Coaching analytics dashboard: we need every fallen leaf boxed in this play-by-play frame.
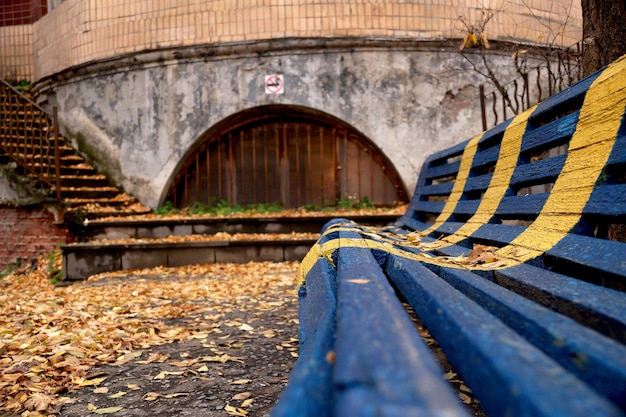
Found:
[443,371,456,380]
[79,377,108,387]
[225,403,248,416]
[143,392,163,401]
[24,392,53,412]
[460,384,472,393]
[94,406,124,414]
[230,379,252,385]
[108,391,127,398]
[345,279,370,284]
[116,351,143,364]
[231,392,252,401]
[0,257,301,417]
[201,354,243,363]
[154,371,184,380]
[458,392,472,404]
[241,398,254,407]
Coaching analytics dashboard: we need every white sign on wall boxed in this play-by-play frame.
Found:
[265,75,284,94]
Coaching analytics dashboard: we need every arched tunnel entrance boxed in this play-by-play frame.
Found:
[165,106,408,209]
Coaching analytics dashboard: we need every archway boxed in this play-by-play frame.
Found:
[165,106,408,209]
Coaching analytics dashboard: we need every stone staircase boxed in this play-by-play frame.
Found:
[61,213,399,280]
[0,79,151,222]
[1,78,403,281]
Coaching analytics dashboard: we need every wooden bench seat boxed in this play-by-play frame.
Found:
[272,54,626,417]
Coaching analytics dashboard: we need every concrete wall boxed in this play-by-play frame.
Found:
[49,40,523,208]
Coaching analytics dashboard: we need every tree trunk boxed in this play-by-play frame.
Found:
[582,0,626,76]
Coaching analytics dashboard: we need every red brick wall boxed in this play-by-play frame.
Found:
[0,205,68,270]
[0,0,46,26]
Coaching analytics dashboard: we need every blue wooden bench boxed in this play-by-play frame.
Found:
[272,54,626,417]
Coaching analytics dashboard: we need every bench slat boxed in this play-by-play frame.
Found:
[509,154,567,189]
[333,239,470,416]
[529,71,601,123]
[386,255,624,417]
[271,260,337,416]
[432,265,626,407]
[545,234,626,285]
[494,264,626,343]
[420,160,461,182]
[415,181,454,197]
[468,144,500,171]
[521,110,579,155]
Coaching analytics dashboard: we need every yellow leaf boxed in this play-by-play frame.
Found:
[127,384,140,390]
[201,354,243,363]
[480,32,490,49]
[88,404,98,411]
[143,392,162,401]
[459,33,471,51]
[241,398,254,408]
[79,377,107,387]
[458,392,472,404]
[115,351,142,364]
[231,392,252,401]
[460,384,473,393]
[225,404,248,416]
[197,365,209,372]
[230,379,252,385]
[93,387,109,394]
[24,392,53,412]
[94,406,124,414]
[443,371,456,380]
[154,371,184,380]
[108,391,127,398]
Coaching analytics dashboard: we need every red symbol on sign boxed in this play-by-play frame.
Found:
[265,75,284,94]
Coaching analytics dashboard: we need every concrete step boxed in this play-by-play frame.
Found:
[76,213,398,240]
[62,234,317,280]
[61,213,398,280]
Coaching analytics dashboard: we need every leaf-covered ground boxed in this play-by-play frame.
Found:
[0,257,299,416]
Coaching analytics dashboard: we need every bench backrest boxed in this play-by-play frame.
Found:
[398,54,626,290]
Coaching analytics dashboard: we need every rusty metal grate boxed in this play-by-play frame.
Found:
[0,78,62,201]
[167,113,408,209]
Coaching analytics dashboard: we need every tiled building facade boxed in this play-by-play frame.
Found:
[1,1,582,82]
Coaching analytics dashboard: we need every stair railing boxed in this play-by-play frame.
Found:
[0,77,62,202]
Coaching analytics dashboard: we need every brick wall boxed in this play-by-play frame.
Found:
[0,205,69,270]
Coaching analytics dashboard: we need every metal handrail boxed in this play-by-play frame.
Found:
[0,77,62,201]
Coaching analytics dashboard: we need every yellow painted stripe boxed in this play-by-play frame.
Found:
[299,55,626,282]
[419,132,484,235]
[426,106,535,249]
[496,54,626,262]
